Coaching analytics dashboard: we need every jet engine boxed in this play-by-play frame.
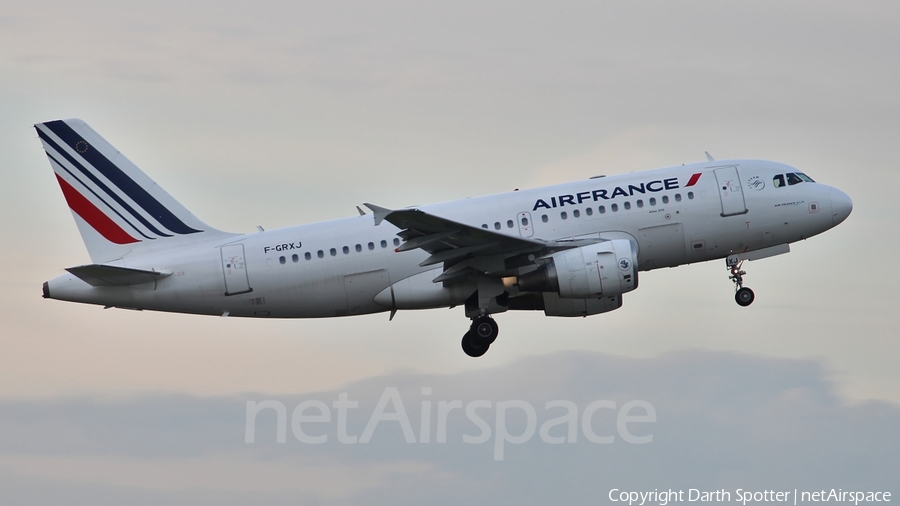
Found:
[517,239,638,299]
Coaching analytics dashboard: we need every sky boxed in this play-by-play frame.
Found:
[1,0,898,503]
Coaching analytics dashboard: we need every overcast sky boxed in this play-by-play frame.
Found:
[1,0,898,502]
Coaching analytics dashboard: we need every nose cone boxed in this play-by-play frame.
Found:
[830,187,853,226]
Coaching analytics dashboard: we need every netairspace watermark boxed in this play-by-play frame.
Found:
[609,488,892,506]
[244,387,656,461]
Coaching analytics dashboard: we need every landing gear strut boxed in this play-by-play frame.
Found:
[461,315,499,357]
[727,257,755,307]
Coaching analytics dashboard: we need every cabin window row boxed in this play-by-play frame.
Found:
[480,191,696,228]
[480,219,519,230]
[278,238,401,264]
[281,189,700,264]
[539,192,694,222]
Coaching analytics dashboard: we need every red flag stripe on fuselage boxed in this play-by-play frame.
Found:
[685,173,702,187]
[55,174,140,244]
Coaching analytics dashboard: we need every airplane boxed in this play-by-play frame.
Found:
[35,118,853,357]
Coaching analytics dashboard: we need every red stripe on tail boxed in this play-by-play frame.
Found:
[685,173,702,187]
[55,175,140,245]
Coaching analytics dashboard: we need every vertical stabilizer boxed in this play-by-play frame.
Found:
[35,118,235,263]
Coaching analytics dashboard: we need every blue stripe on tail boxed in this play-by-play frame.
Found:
[45,151,155,240]
[43,120,202,235]
[37,127,173,238]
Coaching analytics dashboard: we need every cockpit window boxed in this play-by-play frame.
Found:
[774,172,814,188]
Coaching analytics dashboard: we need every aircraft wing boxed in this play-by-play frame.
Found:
[363,203,607,285]
[365,203,603,283]
[364,204,544,268]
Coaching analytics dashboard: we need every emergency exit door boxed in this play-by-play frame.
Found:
[517,212,534,237]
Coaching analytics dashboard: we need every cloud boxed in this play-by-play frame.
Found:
[0,351,896,505]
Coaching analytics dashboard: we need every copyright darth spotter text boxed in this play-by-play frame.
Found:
[609,489,891,506]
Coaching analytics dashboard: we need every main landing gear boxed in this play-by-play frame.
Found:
[461,315,499,358]
[727,257,755,307]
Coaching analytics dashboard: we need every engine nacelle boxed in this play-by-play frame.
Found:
[542,292,622,317]
[518,239,638,299]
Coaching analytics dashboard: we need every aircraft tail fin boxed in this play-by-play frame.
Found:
[35,118,235,263]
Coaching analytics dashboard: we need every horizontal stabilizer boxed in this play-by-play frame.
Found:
[65,264,170,287]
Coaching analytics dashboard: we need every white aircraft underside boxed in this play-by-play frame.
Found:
[36,119,852,357]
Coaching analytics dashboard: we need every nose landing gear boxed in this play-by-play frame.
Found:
[727,257,755,307]
[461,315,499,357]
[735,286,754,306]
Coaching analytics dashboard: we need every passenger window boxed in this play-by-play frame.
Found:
[611,203,618,212]
[494,222,501,230]
[649,197,656,206]
[342,246,349,254]
[542,214,548,223]
[355,244,362,252]
[636,200,643,208]
[773,174,785,188]
[787,173,803,185]
[599,206,606,214]
[507,220,514,228]
[522,217,529,226]
[573,209,580,218]
[560,211,568,220]
[330,248,337,256]
[380,240,387,248]
[368,242,375,250]
[585,207,593,216]
[317,250,324,258]
[687,191,694,200]
[624,201,631,210]
[482,224,488,229]
[675,194,682,202]
[292,254,299,262]
[279,256,286,264]
[393,238,400,246]
[662,195,669,204]
[305,252,312,260]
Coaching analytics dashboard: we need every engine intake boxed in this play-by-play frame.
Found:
[517,239,638,299]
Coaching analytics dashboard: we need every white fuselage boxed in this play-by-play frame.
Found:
[44,159,851,318]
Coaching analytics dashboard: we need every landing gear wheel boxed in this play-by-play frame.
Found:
[735,287,755,307]
[461,331,489,358]
[461,316,499,358]
[727,257,755,307]
[471,316,499,346]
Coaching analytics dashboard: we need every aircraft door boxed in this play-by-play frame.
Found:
[221,244,252,295]
[517,212,534,237]
[714,166,748,216]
